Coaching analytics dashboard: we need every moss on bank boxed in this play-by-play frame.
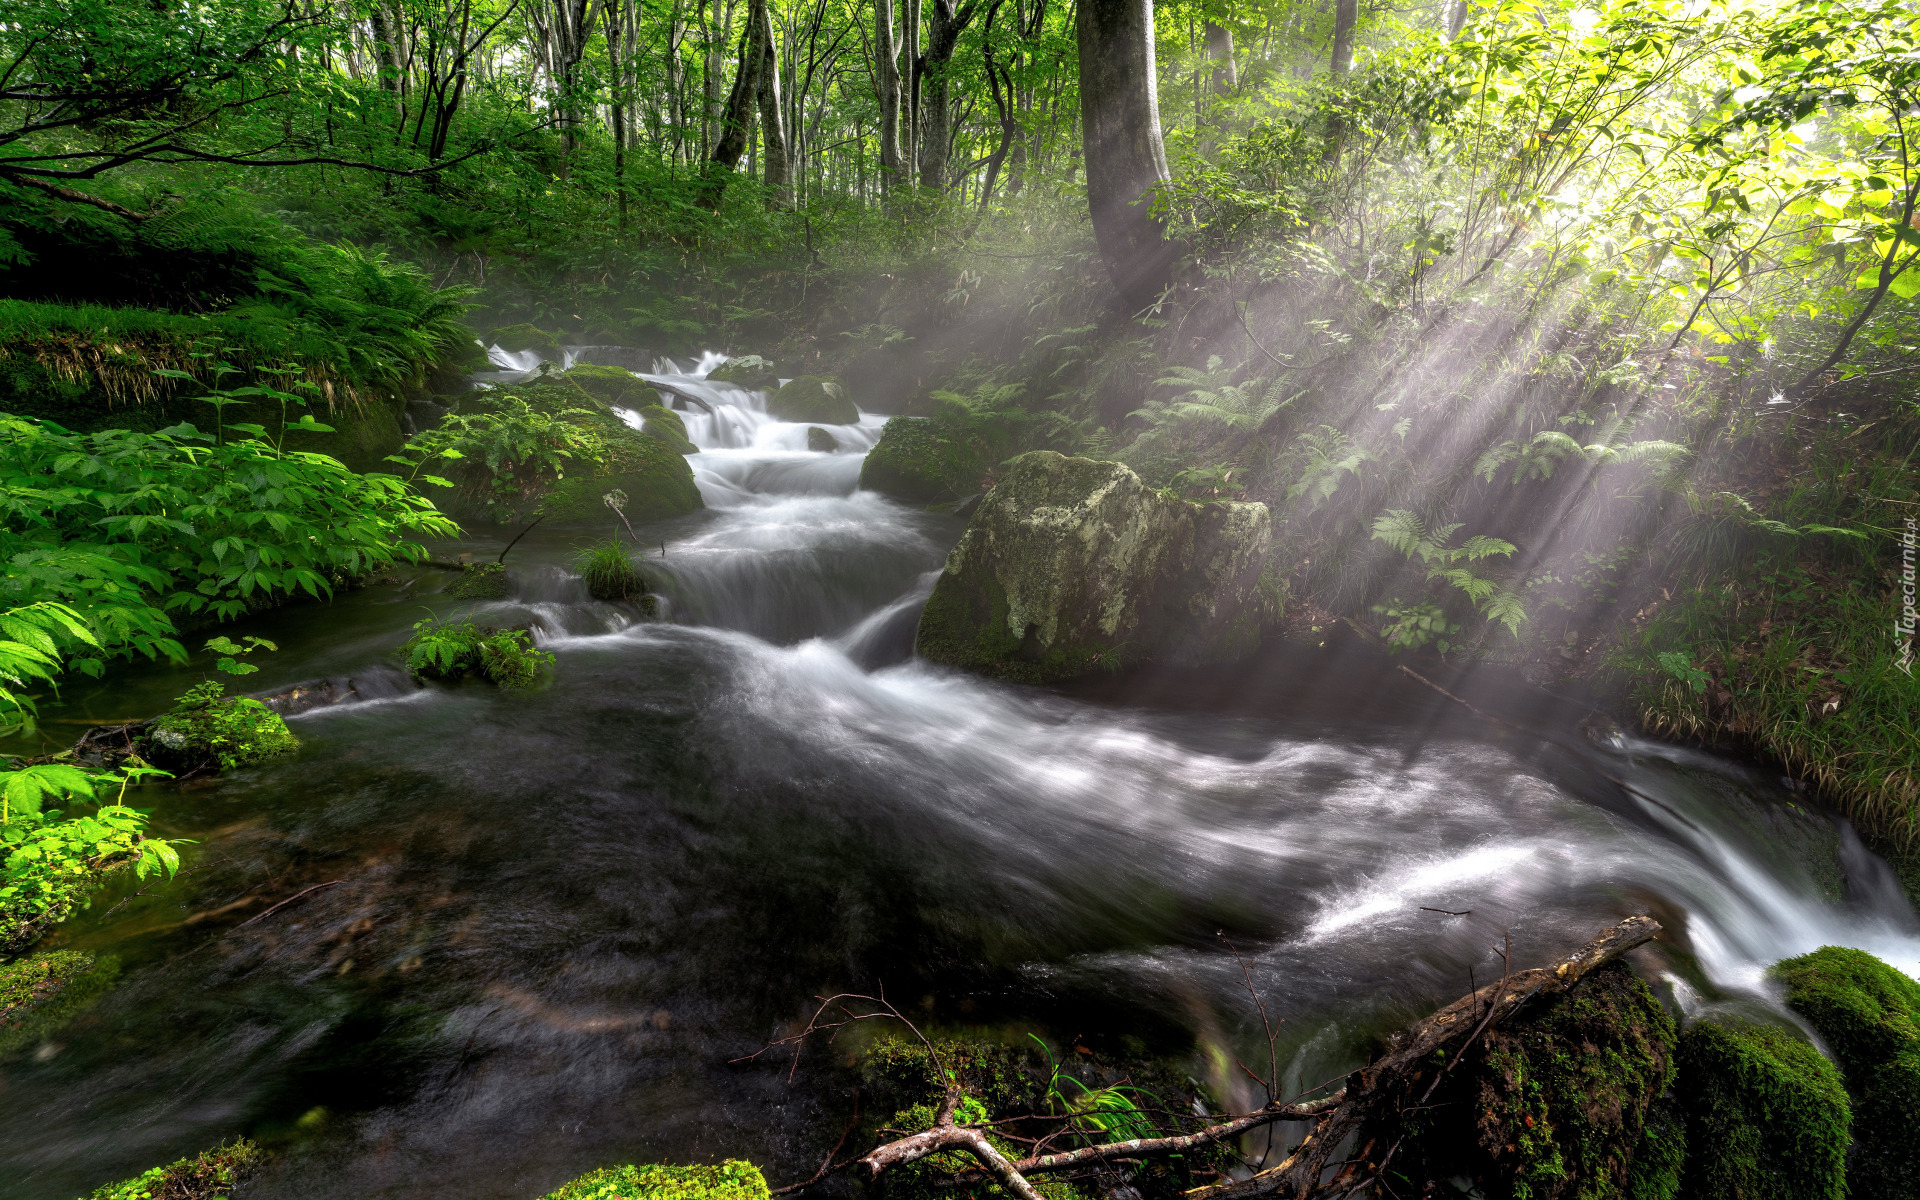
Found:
[448,562,512,599]
[0,950,119,1059]
[538,1161,769,1200]
[1674,1018,1850,1200]
[1774,946,1920,1199]
[75,1139,263,1200]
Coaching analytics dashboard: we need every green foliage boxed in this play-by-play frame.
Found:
[1773,947,1920,1199]
[75,1139,264,1200]
[448,562,512,600]
[0,761,180,957]
[402,616,553,689]
[1371,601,1460,655]
[538,1162,770,1200]
[1371,510,1527,638]
[1674,1019,1850,1200]
[144,680,299,773]
[203,634,276,677]
[0,601,114,737]
[1030,1034,1160,1145]
[576,541,648,601]
[0,949,119,1059]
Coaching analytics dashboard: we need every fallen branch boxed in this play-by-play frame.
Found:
[236,880,344,928]
[1180,914,1660,1200]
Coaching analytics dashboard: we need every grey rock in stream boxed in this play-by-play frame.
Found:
[916,451,1281,683]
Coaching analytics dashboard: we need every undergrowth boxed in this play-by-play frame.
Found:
[402,616,552,689]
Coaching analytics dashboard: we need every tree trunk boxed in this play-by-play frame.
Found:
[756,3,792,208]
[1204,21,1236,93]
[875,0,907,192]
[1330,0,1356,75]
[918,0,978,192]
[705,0,769,202]
[1077,0,1179,310]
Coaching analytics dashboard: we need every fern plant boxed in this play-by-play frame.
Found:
[1371,509,1528,638]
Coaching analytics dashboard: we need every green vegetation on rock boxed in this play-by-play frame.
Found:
[767,376,857,424]
[1774,946,1920,1198]
[576,540,649,601]
[0,950,119,1059]
[539,435,701,524]
[143,681,299,773]
[1674,1019,1850,1200]
[639,404,699,455]
[448,562,512,600]
[489,323,562,357]
[806,426,838,452]
[565,363,660,408]
[707,356,778,388]
[403,616,553,689]
[916,452,1276,684]
[75,1139,264,1200]
[1371,960,1677,1200]
[538,1160,769,1200]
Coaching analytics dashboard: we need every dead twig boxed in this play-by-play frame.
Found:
[236,880,343,928]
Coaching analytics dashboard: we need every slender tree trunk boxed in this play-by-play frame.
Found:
[876,0,906,192]
[1204,21,1236,93]
[905,0,922,182]
[918,0,978,192]
[1077,0,1179,310]
[369,0,406,123]
[1330,0,1356,75]
[1447,0,1469,39]
[757,1,793,207]
[605,2,629,226]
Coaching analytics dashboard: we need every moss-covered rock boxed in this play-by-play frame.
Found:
[807,426,838,453]
[1370,961,1678,1200]
[76,1139,264,1200]
[1625,1092,1686,1200]
[448,562,511,599]
[0,950,119,1059]
[707,354,779,388]
[539,436,702,524]
[142,681,299,773]
[489,322,563,357]
[916,452,1276,683]
[1773,946,1920,1198]
[767,376,857,424]
[565,363,662,408]
[1675,1018,1850,1200]
[538,1160,769,1200]
[639,404,699,455]
[859,414,1003,503]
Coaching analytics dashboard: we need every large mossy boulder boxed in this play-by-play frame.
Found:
[767,375,857,424]
[858,408,1021,503]
[1675,1018,1850,1200]
[1368,961,1678,1200]
[539,1160,769,1200]
[916,452,1276,683]
[564,362,661,408]
[488,322,563,357]
[1774,946,1920,1198]
[707,354,779,388]
[539,433,702,523]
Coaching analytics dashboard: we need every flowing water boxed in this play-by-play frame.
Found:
[5,357,1918,1199]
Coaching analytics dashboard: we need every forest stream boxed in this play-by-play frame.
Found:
[4,360,1917,1199]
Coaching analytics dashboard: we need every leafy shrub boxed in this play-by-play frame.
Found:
[1773,947,1920,1199]
[77,1138,264,1200]
[1674,1019,1850,1200]
[142,681,299,773]
[539,1160,769,1200]
[576,541,646,600]
[402,616,552,688]
[0,762,181,957]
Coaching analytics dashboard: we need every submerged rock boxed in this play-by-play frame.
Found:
[806,425,839,452]
[539,1160,769,1200]
[707,354,779,388]
[915,452,1277,683]
[768,375,857,424]
[640,403,699,455]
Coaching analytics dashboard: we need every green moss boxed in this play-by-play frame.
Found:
[639,404,698,455]
[807,426,838,452]
[538,1160,769,1200]
[767,376,857,424]
[76,1139,264,1200]
[1773,946,1920,1198]
[859,415,1001,503]
[448,562,511,599]
[1623,1093,1685,1200]
[539,436,702,524]
[565,363,660,408]
[916,569,1120,685]
[489,322,562,356]
[1372,961,1677,1200]
[143,681,299,773]
[707,355,778,387]
[0,950,120,1058]
[861,1034,1047,1119]
[1675,1019,1849,1200]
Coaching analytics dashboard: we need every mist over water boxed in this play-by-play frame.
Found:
[3,356,1916,1200]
